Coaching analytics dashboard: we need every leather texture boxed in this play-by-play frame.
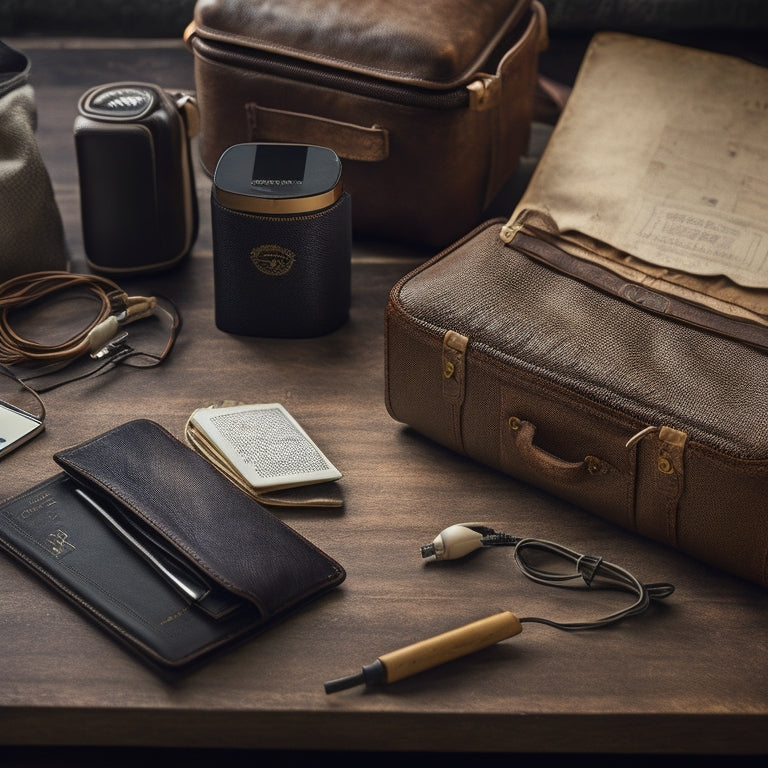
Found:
[212,191,351,337]
[193,0,532,86]
[385,220,768,588]
[513,229,768,352]
[0,419,345,668]
[74,85,199,275]
[0,40,68,282]
[187,0,546,248]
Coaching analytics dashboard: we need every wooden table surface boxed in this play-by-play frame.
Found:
[1,38,767,759]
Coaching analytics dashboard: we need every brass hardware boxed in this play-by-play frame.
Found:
[508,416,522,431]
[625,424,659,449]
[467,75,500,110]
[657,456,674,474]
[500,222,521,244]
[584,455,602,474]
[443,360,455,379]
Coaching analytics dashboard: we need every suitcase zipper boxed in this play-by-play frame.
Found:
[501,211,768,353]
[189,34,475,110]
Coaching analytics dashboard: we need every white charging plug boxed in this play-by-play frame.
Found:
[420,523,488,561]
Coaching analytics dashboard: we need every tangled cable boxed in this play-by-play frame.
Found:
[0,271,148,365]
[0,271,179,381]
[421,523,675,631]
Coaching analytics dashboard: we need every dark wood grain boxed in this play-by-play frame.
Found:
[1,38,767,757]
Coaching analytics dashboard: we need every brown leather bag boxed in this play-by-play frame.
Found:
[385,217,768,588]
[184,0,547,249]
[385,34,768,589]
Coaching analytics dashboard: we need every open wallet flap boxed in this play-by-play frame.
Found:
[0,419,345,669]
[507,32,768,347]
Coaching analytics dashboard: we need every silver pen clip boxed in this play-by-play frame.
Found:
[74,487,208,602]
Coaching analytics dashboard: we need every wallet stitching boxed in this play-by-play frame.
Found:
[71,462,243,596]
[57,425,252,595]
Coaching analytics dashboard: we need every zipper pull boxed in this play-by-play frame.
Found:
[500,211,527,243]
[499,221,521,243]
[467,75,500,111]
[500,209,561,244]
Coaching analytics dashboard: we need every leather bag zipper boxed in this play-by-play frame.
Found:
[188,34,473,110]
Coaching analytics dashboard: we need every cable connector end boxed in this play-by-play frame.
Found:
[121,295,157,323]
[421,524,486,561]
[87,316,120,355]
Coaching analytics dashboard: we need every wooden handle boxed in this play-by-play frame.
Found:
[379,611,522,684]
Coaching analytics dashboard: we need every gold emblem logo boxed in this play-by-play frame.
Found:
[46,529,76,557]
[250,245,295,276]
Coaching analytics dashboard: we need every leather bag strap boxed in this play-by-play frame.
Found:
[245,102,389,162]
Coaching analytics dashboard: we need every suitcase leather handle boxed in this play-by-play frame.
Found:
[245,103,389,162]
[507,417,609,481]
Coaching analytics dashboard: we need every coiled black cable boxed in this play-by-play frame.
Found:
[511,536,675,630]
[422,524,675,631]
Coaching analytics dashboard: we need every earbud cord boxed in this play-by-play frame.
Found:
[422,525,675,631]
[0,271,181,393]
[21,297,182,394]
[0,271,130,365]
[511,536,674,630]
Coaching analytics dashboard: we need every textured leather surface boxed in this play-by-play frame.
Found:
[393,222,768,459]
[385,221,768,587]
[194,0,531,86]
[53,419,345,619]
[74,85,198,274]
[212,192,351,337]
[189,1,545,247]
[514,230,768,351]
[0,473,265,668]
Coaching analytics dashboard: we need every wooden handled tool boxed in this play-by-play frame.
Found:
[324,611,522,693]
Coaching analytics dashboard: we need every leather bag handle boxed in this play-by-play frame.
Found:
[245,102,389,162]
[507,416,610,481]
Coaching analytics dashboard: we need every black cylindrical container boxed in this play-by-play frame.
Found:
[211,143,351,337]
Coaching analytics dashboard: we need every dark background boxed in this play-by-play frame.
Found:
[2,2,766,767]
[2,0,768,82]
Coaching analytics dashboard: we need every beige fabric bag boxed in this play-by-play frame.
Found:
[0,40,68,282]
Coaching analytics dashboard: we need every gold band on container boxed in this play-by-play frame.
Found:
[215,181,343,215]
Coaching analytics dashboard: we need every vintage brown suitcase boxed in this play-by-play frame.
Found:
[184,0,547,249]
[385,34,768,588]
